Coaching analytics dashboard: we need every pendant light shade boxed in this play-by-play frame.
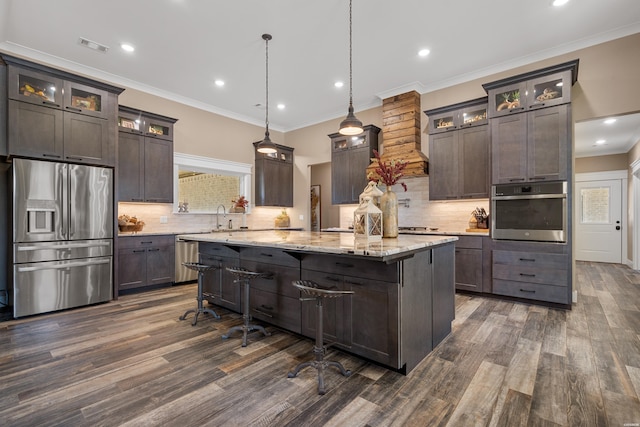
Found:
[257,33,278,154]
[339,0,363,136]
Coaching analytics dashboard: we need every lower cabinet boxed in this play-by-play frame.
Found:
[300,254,399,367]
[491,240,571,305]
[199,243,241,312]
[118,235,175,291]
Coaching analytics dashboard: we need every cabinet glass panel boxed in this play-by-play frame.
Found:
[18,74,58,103]
[148,122,168,137]
[145,118,173,140]
[349,135,367,147]
[69,87,102,113]
[531,78,563,105]
[333,138,348,150]
[461,107,487,126]
[495,88,522,113]
[434,114,455,131]
[118,115,142,132]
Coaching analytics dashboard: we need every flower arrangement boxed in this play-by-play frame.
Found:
[367,149,408,191]
[231,196,249,213]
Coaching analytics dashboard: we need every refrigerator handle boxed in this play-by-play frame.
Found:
[17,258,111,272]
[61,163,69,239]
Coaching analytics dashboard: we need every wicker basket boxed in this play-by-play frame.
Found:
[118,223,144,232]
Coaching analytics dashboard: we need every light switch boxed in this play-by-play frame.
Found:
[160,216,168,224]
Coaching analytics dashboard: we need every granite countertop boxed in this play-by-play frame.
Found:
[177,230,457,260]
[118,227,302,237]
[322,227,490,237]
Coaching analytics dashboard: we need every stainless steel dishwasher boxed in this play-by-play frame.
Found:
[175,236,198,283]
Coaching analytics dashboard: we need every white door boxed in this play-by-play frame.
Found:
[575,179,622,263]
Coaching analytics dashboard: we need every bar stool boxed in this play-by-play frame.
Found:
[179,262,220,326]
[222,266,272,347]
[288,279,354,395]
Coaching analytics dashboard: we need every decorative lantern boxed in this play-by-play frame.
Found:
[359,181,384,208]
[353,196,383,241]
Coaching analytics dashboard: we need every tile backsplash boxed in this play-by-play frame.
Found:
[339,176,490,231]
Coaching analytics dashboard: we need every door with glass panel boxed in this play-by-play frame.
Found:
[575,179,622,263]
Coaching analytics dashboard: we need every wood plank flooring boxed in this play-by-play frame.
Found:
[1,261,639,426]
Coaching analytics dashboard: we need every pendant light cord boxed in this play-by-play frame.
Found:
[349,0,353,106]
[265,34,270,134]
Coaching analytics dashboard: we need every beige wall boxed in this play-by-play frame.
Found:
[575,154,628,173]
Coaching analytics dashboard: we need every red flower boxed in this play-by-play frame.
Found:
[368,150,408,191]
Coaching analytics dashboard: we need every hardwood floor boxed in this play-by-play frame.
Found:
[1,261,639,426]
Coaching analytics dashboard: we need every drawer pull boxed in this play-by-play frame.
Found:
[345,280,362,286]
[335,262,354,268]
[260,304,273,311]
[519,288,536,293]
[325,276,341,282]
[141,241,153,244]
[519,258,535,262]
[519,273,535,277]
[148,248,160,252]
[253,308,274,318]
[260,253,273,257]
[133,249,146,253]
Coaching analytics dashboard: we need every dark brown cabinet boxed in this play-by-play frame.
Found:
[253,143,294,207]
[483,60,577,185]
[200,243,241,312]
[117,107,177,203]
[329,125,380,204]
[118,235,175,291]
[490,104,569,184]
[425,99,489,200]
[3,57,121,166]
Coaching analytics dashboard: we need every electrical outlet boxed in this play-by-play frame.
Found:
[160,216,168,224]
[299,214,304,220]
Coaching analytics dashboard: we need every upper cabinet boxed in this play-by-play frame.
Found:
[483,60,578,184]
[254,143,294,207]
[329,125,380,205]
[117,106,177,203]
[483,60,578,119]
[2,54,123,166]
[425,98,490,200]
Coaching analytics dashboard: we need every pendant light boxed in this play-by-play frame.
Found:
[256,33,278,154]
[338,0,364,136]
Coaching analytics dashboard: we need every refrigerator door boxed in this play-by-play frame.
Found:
[13,256,112,318]
[69,164,113,240]
[13,159,67,242]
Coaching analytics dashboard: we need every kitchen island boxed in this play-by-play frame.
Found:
[178,230,457,374]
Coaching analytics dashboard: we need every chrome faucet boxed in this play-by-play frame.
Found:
[215,205,226,229]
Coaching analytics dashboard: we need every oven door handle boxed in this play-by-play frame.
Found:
[492,193,566,201]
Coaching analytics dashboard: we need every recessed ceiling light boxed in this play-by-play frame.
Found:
[604,118,617,125]
[79,37,109,53]
[418,49,430,57]
[552,0,569,6]
[121,43,135,52]
[277,103,285,110]
[595,139,607,145]
[214,80,225,87]
[334,81,344,88]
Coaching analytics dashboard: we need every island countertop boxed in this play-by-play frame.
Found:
[177,230,457,261]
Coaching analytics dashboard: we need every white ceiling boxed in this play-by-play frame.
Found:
[1,0,640,156]
[575,113,640,158]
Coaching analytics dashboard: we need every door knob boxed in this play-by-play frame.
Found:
[616,226,621,230]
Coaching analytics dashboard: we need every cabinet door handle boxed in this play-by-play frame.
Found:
[529,103,546,109]
[519,258,535,262]
[42,101,60,107]
[345,280,362,286]
[140,241,153,244]
[43,153,62,159]
[509,107,525,113]
[519,288,536,293]
[133,249,146,253]
[508,178,526,182]
[129,198,144,202]
[260,253,273,257]
[148,248,160,252]
[520,273,536,277]
[530,176,547,181]
[325,276,341,282]
[260,304,274,311]
[335,262,354,268]
[66,156,84,161]
[65,106,82,112]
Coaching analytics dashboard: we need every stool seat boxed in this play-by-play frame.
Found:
[179,263,220,326]
[288,280,354,395]
[222,266,272,347]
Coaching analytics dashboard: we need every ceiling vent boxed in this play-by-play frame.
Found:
[78,37,109,53]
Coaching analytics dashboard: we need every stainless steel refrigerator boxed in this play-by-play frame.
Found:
[12,158,113,318]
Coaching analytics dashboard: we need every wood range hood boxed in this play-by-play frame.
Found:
[368,90,429,177]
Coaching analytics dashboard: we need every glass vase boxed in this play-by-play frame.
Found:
[380,187,398,238]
